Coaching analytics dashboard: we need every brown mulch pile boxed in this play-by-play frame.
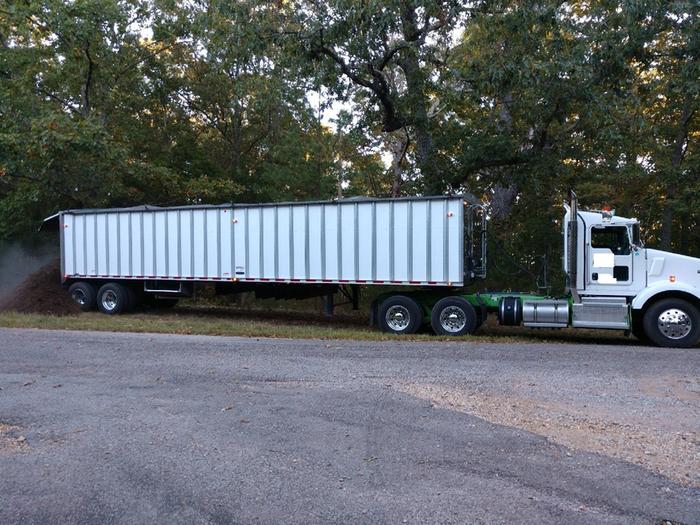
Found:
[0,261,80,315]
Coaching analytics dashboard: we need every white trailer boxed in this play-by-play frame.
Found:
[50,196,470,287]
[43,192,700,347]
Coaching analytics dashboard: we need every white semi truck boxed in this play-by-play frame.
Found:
[43,192,700,347]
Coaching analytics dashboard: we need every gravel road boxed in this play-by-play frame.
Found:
[0,328,698,524]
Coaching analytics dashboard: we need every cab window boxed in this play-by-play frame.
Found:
[591,226,631,255]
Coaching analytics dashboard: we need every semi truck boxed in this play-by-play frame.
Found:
[42,192,700,348]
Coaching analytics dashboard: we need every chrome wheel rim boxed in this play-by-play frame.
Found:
[657,308,692,340]
[72,289,87,306]
[386,305,410,331]
[439,306,467,333]
[102,290,118,311]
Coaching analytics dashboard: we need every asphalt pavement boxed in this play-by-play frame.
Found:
[0,328,698,524]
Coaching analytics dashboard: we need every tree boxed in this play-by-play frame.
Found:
[292,0,470,193]
[1,0,698,273]
[0,0,184,234]
[632,1,699,250]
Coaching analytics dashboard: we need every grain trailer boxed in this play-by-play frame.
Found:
[42,193,700,347]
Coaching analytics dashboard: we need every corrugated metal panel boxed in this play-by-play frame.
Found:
[59,197,465,286]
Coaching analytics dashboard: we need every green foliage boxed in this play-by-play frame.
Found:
[0,0,698,292]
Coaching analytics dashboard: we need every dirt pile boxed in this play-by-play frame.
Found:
[0,261,80,315]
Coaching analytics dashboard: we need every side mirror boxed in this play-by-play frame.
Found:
[631,224,643,248]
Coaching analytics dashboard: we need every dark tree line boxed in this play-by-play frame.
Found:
[0,0,698,288]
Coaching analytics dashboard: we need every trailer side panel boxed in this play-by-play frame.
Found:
[60,197,465,286]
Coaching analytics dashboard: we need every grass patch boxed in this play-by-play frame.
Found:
[0,304,636,346]
[0,308,442,341]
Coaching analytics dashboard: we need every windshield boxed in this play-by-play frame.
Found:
[591,226,631,255]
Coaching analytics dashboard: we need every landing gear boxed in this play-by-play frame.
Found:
[146,297,179,309]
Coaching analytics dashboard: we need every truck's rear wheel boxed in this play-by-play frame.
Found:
[642,298,700,348]
[378,295,422,334]
[431,297,478,336]
[97,283,129,315]
[68,282,96,312]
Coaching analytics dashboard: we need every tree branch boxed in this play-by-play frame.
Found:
[111,41,176,85]
[672,102,695,168]
[37,87,75,112]
[376,41,411,70]
[80,41,94,117]
[314,31,405,132]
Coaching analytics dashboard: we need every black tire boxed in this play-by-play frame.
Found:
[96,282,130,315]
[631,311,650,344]
[378,295,423,334]
[67,282,97,312]
[642,298,700,348]
[475,308,488,329]
[431,296,478,336]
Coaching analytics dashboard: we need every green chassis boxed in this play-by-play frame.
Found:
[372,289,565,326]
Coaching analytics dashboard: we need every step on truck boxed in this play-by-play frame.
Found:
[42,192,700,347]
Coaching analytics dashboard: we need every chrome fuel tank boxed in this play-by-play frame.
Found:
[522,299,569,328]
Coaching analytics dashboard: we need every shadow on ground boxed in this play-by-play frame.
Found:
[170,303,638,346]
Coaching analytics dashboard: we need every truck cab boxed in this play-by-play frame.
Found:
[564,193,700,347]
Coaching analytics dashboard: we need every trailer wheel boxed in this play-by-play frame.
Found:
[97,283,129,315]
[68,282,97,312]
[431,297,478,336]
[642,298,700,348]
[378,295,423,334]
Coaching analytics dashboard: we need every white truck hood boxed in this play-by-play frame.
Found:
[630,249,700,309]
[645,249,700,288]
[632,249,700,309]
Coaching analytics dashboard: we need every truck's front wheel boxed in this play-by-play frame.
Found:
[631,312,649,344]
[643,298,700,348]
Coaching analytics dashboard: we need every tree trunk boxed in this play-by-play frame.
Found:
[388,130,409,197]
[660,103,694,250]
[680,222,689,255]
[398,4,438,192]
[80,42,94,118]
[230,103,243,179]
[660,203,674,251]
[398,51,437,190]
[490,183,518,220]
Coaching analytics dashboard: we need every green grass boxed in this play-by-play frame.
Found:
[0,308,441,341]
[0,304,635,345]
